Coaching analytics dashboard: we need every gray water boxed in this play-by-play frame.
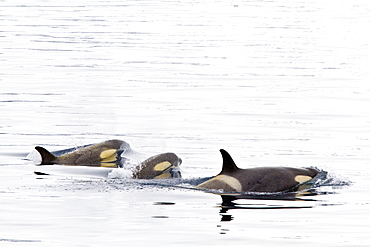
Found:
[1,0,370,246]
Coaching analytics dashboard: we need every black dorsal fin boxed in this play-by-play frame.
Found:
[35,146,58,165]
[219,149,239,174]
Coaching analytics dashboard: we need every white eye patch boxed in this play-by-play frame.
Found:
[294,175,312,183]
[154,161,172,171]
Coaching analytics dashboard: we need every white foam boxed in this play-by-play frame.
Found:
[107,168,133,179]
[34,165,113,178]
[25,149,42,165]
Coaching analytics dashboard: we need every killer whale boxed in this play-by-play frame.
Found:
[35,139,129,167]
[34,139,182,179]
[197,149,320,193]
[133,152,182,179]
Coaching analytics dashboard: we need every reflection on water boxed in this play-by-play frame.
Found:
[215,176,350,225]
[220,193,315,211]
[0,238,42,243]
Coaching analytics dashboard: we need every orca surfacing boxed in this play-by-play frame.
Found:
[33,139,182,179]
[35,139,128,167]
[197,149,319,193]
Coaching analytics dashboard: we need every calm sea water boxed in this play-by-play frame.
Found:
[1,0,370,246]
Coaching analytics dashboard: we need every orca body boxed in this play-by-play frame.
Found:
[197,149,319,193]
[34,140,182,179]
[35,139,129,167]
[133,153,182,179]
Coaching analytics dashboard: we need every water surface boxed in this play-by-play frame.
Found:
[1,0,370,246]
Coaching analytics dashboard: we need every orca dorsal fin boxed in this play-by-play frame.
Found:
[219,149,239,174]
[35,146,58,165]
